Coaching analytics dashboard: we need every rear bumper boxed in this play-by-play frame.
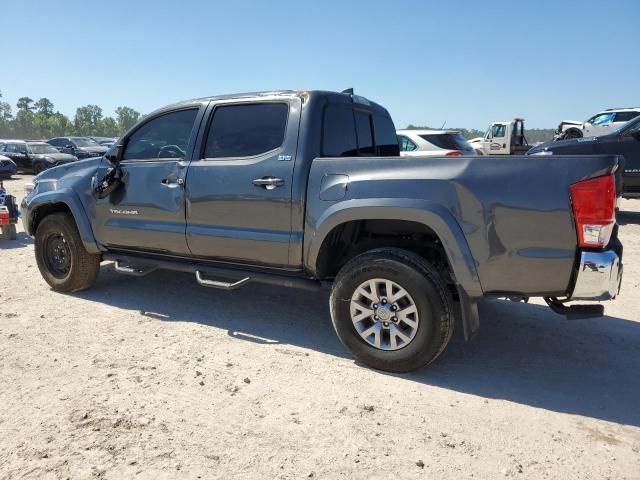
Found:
[570,250,622,301]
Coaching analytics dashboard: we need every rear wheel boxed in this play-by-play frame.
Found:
[35,213,101,292]
[330,248,454,372]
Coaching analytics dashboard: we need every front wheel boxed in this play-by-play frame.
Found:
[35,213,101,292]
[330,248,454,372]
[33,162,47,174]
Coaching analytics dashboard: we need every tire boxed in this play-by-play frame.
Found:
[330,248,454,373]
[564,130,582,140]
[34,213,101,292]
[33,163,47,175]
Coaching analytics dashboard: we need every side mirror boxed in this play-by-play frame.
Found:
[105,144,123,166]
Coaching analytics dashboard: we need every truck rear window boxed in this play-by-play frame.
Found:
[322,105,399,157]
[419,133,472,152]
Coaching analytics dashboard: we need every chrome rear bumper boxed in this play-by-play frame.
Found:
[571,250,622,301]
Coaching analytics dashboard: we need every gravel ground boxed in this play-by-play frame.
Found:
[1,174,639,479]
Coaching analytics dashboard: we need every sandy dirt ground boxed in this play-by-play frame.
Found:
[1,174,639,480]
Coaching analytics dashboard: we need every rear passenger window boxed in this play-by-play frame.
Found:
[204,103,289,158]
[355,111,375,155]
[614,112,640,123]
[323,105,358,157]
[374,114,400,156]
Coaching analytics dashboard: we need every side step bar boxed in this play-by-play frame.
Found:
[195,271,250,290]
[104,253,322,292]
[544,297,604,320]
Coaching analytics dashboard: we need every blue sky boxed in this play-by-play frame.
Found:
[1,0,638,129]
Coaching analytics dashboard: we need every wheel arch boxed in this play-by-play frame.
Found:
[28,189,100,254]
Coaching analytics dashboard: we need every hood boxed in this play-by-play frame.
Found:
[527,135,600,154]
[31,153,78,162]
[34,156,105,182]
[77,145,109,154]
[559,120,583,126]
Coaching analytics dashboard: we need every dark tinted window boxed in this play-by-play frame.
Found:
[419,133,472,151]
[323,105,358,157]
[614,111,640,123]
[374,114,400,156]
[354,111,374,155]
[0,144,5,152]
[397,135,417,152]
[123,109,197,161]
[204,103,289,158]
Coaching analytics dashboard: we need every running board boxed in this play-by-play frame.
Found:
[104,253,321,292]
[195,271,250,290]
[544,297,604,320]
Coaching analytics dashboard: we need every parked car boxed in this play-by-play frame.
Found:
[0,154,17,178]
[529,114,640,199]
[555,108,640,140]
[396,129,476,157]
[22,90,623,372]
[91,137,118,147]
[0,140,78,174]
[47,137,109,159]
[468,118,530,155]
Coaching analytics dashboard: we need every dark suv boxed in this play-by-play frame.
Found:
[528,115,640,198]
[47,137,109,159]
[0,140,78,174]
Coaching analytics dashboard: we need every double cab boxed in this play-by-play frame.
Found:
[22,90,623,372]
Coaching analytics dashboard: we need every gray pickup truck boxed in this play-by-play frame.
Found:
[21,90,624,372]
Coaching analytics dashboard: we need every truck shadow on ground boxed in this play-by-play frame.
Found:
[75,264,640,427]
[0,232,34,250]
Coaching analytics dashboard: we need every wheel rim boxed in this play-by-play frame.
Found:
[350,278,419,351]
[44,233,72,278]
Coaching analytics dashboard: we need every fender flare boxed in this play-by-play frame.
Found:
[25,187,101,254]
[305,198,483,298]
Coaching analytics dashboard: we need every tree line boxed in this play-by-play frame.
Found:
[0,90,142,140]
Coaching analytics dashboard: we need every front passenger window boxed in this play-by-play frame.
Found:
[123,109,198,161]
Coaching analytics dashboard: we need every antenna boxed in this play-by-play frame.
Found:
[440,120,447,130]
[341,88,354,95]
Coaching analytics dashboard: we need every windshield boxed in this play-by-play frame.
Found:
[72,137,100,147]
[28,143,60,154]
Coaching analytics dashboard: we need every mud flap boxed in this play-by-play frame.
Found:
[458,287,480,340]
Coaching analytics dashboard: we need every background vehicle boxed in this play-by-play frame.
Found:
[555,108,640,140]
[396,129,476,156]
[0,155,17,178]
[468,118,530,155]
[0,180,18,240]
[529,114,640,199]
[22,90,623,373]
[47,136,109,159]
[91,136,118,148]
[0,140,77,174]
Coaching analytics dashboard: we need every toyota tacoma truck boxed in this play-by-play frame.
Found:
[21,90,624,372]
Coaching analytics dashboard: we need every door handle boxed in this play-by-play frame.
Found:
[252,176,284,190]
[160,177,184,188]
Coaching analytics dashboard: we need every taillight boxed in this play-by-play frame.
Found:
[569,174,616,248]
[445,151,463,157]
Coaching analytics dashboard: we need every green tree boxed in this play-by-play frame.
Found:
[74,105,103,136]
[16,96,34,112]
[0,91,13,137]
[115,106,141,132]
[34,97,55,117]
[50,112,73,137]
[98,117,119,136]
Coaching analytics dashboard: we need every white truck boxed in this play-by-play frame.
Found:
[468,118,530,155]
[555,108,640,140]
